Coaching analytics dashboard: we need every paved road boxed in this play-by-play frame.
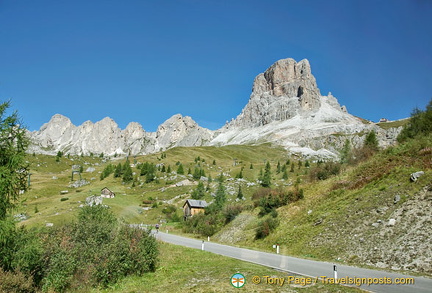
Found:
[155,231,431,293]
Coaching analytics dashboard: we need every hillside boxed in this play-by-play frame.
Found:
[17,134,431,278]
[19,144,289,228]
[213,135,432,276]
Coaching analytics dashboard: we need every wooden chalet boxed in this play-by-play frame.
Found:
[100,187,115,198]
[183,199,208,219]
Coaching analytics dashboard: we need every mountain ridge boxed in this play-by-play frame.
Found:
[29,58,403,158]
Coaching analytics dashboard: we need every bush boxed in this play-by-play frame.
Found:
[222,204,243,224]
[255,217,279,239]
[60,197,69,201]
[162,205,180,222]
[182,213,225,237]
[0,267,35,293]
[0,219,44,286]
[252,188,303,216]
[41,206,159,292]
[398,98,432,142]
[309,161,341,181]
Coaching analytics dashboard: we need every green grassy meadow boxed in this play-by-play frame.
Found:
[13,137,431,291]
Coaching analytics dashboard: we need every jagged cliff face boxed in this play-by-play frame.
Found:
[29,114,213,156]
[232,58,322,128]
[210,58,387,158]
[29,58,402,158]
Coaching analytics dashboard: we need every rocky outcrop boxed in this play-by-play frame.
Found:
[231,58,323,128]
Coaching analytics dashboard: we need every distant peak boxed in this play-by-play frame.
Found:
[49,114,71,122]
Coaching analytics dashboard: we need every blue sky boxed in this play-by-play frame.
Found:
[1,0,431,131]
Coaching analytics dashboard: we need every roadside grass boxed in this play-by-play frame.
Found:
[84,241,363,293]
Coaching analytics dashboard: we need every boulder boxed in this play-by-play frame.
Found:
[86,195,103,207]
[394,194,401,204]
[388,218,396,226]
[410,171,424,182]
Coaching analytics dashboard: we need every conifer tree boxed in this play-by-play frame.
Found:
[191,181,206,199]
[122,163,133,183]
[114,163,123,178]
[261,161,271,187]
[0,101,29,220]
[214,181,226,210]
[177,164,184,175]
[237,185,244,199]
[282,169,288,180]
[364,130,379,151]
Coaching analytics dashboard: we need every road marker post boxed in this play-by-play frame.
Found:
[202,240,205,251]
[333,265,337,280]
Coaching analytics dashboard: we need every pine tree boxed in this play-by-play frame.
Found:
[177,164,184,175]
[364,130,379,151]
[261,161,271,187]
[167,165,171,173]
[398,99,432,142]
[276,161,281,174]
[235,167,243,179]
[191,181,206,199]
[290,163,295,172]
[214,181,226,210]
[282,169,288,180]
[193,167,201,179]
[123,163,133,183]
[145,163,156,183]
[217,172,225,183]
[161,165,166,173]
[340,139,352,164]
[114,163,122,178]
[258,168,263,181]
[237,185,244,199]
[250,163,253,169]
[0,101,29,220]
[212,159,216,165]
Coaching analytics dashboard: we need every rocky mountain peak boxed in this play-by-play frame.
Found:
[228,58,326,129]
[155,114,213,151]
[252,58,320,110]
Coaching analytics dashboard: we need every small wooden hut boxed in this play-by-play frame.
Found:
[183,199,208,219]
[100,187,115,198]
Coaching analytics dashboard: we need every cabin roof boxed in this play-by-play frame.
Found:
[184,199,208,208]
